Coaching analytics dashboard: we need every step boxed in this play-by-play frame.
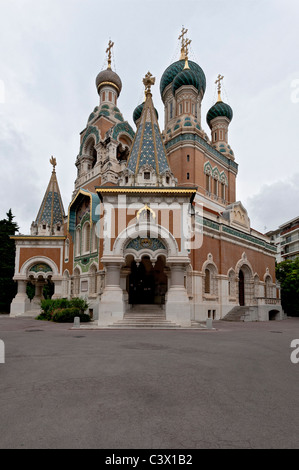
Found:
[222,306,251,322]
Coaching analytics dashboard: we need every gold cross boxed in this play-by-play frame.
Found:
[179,27,188,59]
[143,71,155,94]
[184,38,192,58]
[178,27,188,45]
[106,40,114,68]
[215,74,224,102]
[215,74,224,91]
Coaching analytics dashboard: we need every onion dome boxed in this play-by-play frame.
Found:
[206,101,233,128]
[95,67,122,97]
[133,102,159,125]
[172,68,205,95]
[160,59,206,100]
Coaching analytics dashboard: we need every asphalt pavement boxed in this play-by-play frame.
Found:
[0,315,299,449]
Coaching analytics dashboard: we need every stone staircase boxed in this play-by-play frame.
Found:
[108,304,181,328]
[221,306,253,322]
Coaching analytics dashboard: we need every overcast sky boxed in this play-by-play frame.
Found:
[0,0,298,234]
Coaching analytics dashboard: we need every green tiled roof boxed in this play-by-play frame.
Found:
[35,169,65,228]
[172,68,205,95]
[207,101,233,127]
[160,59,206,98]
[127,93,171,175]
[133,102,159,125]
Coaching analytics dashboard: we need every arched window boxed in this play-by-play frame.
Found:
[213,178,218,196]
[204,263,218,296]
[89,265,97,295]
[83,222,91,254]
[62,270,70,298]
[75,228,81,257]
[264,275,272,298]
[64,239,70,262]
[221,182,225,201]
[206,174,211,192]
[91,224,97,253]
[204,269,210,294]
[73,268,80,296]
[85,138,97,168]
[169,101,173,120]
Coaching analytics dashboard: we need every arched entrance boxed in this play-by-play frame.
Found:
[127,255,167,306]
[239,270,245,306]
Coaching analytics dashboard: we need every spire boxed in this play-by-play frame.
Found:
[215,74,224,102]
[125,72,175,185]
[33,158,65,235]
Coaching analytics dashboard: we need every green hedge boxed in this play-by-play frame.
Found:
[37,298,90,323]
[52,307,90,323]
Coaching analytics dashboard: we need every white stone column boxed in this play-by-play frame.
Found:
[52,278,63,299]
[31,282,44,308]
[165,260,191,327]
[120,267,130,310]
[98,258,125,326]
[10,280,30,317]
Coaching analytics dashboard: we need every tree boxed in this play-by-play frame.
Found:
[276,258,299,317]
[0,209,19,312]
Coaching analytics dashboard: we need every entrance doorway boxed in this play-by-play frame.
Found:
[239,270,245,306]
[128,256,167,305]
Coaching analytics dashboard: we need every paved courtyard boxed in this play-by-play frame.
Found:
[0,315,299,449]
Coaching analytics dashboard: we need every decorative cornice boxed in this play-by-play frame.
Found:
[165,133,238,170]
[10,236,66,240]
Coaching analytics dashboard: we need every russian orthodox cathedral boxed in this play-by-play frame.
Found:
[10,31,284,325]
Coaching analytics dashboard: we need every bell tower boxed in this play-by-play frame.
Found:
[160,31,238,207]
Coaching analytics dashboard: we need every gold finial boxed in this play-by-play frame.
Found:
[215,74,224,102]
[106,40,114,69]
[179,27,188,60]
[183,38,191,69]
[143,71,155,95]
[50,156,57,172]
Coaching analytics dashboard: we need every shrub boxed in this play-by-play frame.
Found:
[38,297,90,322]
[69,297,89,313]
[52,307,90,323]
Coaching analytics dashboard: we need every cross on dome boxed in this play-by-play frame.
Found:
[106,40,114,69]
[179,27,188,60]
[215,74,224,102]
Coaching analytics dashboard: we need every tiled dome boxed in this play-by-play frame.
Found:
[96,68,122,96]
[172,68,205,95]
[207,101,233,128]
[160,59,206,100]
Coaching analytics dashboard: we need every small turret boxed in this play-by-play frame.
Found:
[31,157,65,236]
[207,75,234,159]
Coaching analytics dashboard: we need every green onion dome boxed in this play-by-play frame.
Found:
[133,102,159,125]
[172,68,205,95]
[160,59,206,100]
[96,67,122,97]
[206,101,233,128]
